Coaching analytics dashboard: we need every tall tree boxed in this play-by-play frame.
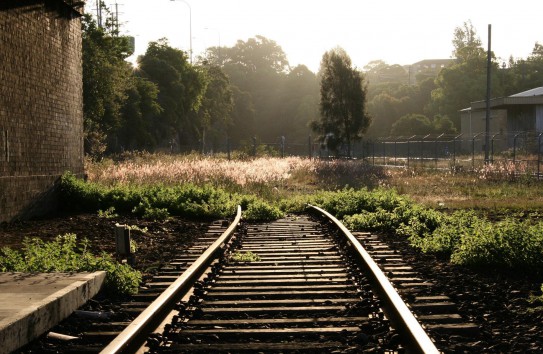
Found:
[278,65,319,141]
[81,13,133,156]
[429,21,503,128]
[219,36,290,142]
[117,76,163,150]
[197,65,234,152]
[451,20,485,62]
[137,39,206,148]
[312,48,371,156]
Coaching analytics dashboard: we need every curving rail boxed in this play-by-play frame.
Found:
[101,204,440,353]
[100,206,242,354]
[308,204,440,354]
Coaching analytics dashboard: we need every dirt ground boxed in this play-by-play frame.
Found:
[0,213,210,277]
[2,213,543,352]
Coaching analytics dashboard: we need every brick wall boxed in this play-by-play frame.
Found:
[0,2,84,222]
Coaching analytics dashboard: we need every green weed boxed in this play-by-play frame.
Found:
[0,234,141,297]
[230,251,261,262]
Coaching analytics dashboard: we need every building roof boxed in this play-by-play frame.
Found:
[411,59,455,66]
[470,87,543,110]
[510,87,543,97]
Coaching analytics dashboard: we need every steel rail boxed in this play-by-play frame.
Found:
[309,204,440,354]
[100,205,242,354]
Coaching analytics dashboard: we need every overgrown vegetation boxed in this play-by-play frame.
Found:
[59,172,283,222]
[282,187,543,272]
[0,234,141,297]
[230,251,261,262]
[53,156,543,298]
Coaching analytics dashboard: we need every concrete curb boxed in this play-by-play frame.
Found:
[0,271,106,354]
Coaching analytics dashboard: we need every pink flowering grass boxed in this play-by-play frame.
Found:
[87,156,317,189]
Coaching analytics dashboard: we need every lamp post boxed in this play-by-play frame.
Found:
[170,0,192,64]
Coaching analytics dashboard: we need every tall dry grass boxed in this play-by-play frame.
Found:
[86,153,543,212]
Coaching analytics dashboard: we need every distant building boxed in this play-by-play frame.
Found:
[460,87,543,152]
[407,59,455,85]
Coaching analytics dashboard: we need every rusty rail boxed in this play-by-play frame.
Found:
[309,204,440,354]
[100,206,242,354]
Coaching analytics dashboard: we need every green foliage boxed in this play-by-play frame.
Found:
[390,114,456,136]
[59,173,282,222]
[428,20,504,128]
[230,251,261,262]
[82,13,152,157]
[198,65,234,151]
[242,197,283,221]
[0,234,141,297]
[451,218,543,269]
[281,185,543,273]
[98,206,118,219]
[137,38,206,148]
[312,47,371,156]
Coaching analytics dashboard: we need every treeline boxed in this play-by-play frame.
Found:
[82,12,318,156]
[83,15,543,156]
[366,21,543,137]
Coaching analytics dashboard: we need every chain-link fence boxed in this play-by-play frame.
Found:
[169,131,543,178]
[355,132,543,175]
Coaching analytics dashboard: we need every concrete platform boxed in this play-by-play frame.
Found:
[0,271,106,354]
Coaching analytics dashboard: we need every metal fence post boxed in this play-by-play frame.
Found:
[407,137,411,169]
[383,140,386,166]
[280,136,285,158]
[308,135,312,159]
[227,136,231,160]
[538,133,542,180]
[372,141,375,166]
[513,133,520,166]
[252,136,257,157]
[472,133,482,170]
[421,134,430,169]
[435,134,443,168]
[452,134,461,169]
[491,133,500,163]
[394,139,397,166]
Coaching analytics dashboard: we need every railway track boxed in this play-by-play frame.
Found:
[25,205,481,353]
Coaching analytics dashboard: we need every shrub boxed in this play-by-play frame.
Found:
[0,234,141,297]
[59,172,280,222]
[451,219,543,270]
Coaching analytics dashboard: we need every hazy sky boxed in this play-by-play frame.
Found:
[90,0,541,72]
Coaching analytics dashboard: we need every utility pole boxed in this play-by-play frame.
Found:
[115,2,119,34]
[96,0,102,28]
[485,24,492,164]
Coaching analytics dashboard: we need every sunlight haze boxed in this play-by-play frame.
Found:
[91,0,541,72]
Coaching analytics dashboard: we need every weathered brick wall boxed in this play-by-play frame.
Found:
[0,2,83,222]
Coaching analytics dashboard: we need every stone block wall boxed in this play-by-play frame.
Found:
[0,1,84,222]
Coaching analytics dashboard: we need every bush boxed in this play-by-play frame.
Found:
[0,234,141,297]
[451,219,543,269]
[59,172,280,222]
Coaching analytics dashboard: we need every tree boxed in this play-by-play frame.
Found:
[452,20,485,63]
[117,76,163,150]
[390,114,432,136]
[81,13,134,156]
[220,36,290,142]
[277,65,319,142]
[312,48,371,156]
[429,21,503,128]
[390,114,456,136]
[363,60,408,84]
[197,65,234,152]
[228,86,255,145]
[137,39,206,148]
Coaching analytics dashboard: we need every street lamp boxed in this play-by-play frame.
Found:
[170,0,192,64]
